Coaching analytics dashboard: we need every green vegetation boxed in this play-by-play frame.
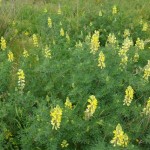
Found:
[0,0,150,149]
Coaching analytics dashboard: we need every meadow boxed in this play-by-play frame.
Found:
[0,0,150,149]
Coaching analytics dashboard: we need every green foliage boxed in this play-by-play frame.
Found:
[0,0,150,149]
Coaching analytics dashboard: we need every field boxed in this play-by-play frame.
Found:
[0,0,150,149]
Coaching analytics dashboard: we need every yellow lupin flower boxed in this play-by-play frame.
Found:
[139,19,143,25]
[107,33,117,45]
[75,40,83,48]
[85,33,91,45]
[90,30,100,54]
[123,29,130,38]
[65,97,72,109]
[1,36,6,50]
[44,8,48,13]
[23,49,29,58]
[123,86,134,106]
[53,39,56,45]
[142,22,148,31]
[118,37,133,68]
[98,51,106,69]
[44,45,51,58]
[5,130,12,140]
[90,22,93,26]
[112,5,117,15]
[84,95,98,120]
[50,105,62,130]
[60,28,65,36]
[48,17,52,28]
[99,10,102,16]
[133,52,139,62]
[58,5,61,15]
[32,34,38,47]
[8,51,14,62]
[143,97,150,116]
[120,54,128,68]
[110,124,129,147]
[17,69,25,92]
[118,49,126,56]
[135,38,144,50]
[121,37,133,52]
[66,32,70,43]
[143,60,150,81]
[61,140,69,148]
[24,31,29,36]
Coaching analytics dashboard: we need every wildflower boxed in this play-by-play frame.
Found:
[110,124,129,147]
[44,45,51,58]
[48,17,52,28]
[121,37,133,52]
[60,22,62,26]
[112,5,117,15]
[14,29,18,35]
[17,69,25,92]
[123,86,134,106]
[107,33,117,45]
[65,97,72,109]
[5,130,12,140]
[8,51,14,62]
[12,21,16,27]
[142,22,148,31]
[90,22,93,26]
[143,60,150,81]
[53,39,56,45]
[23,49,29,58]
[44,8,48,13]
[140,19,143,25]
[90,30,100,54]
[66,32,70,42]
[118,38,133,68]
[36,55,39,61]
[123,133,129,147]
[84,95,98,120]
[61,140,69,148]
[50,105,62,130]
[58,5,61,15]
[32,34,38,47]
[99,10,102,16]
[133,52,139,62]
[75,40,83,48]
[85,33,91,45]
[120,54,128,67]
[1,36,6,50]
[118,49,126,56]
[98,51,106,69]
[60,28,65,36]
[24,31,29,36]
[123,29,130,37]
[135,38,144,50]
[143,97,150,116]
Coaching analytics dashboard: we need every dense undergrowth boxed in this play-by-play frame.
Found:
[0,0,150,149]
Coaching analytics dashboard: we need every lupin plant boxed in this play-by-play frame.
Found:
[0,1,150,150]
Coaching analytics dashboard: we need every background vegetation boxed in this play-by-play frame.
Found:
[0,0,150,149]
